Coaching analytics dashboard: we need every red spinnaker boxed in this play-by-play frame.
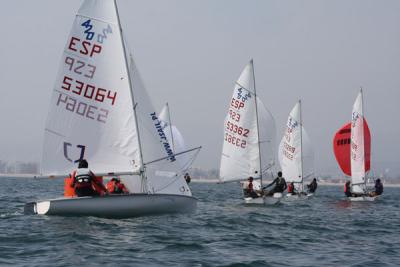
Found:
[333,121,371,176]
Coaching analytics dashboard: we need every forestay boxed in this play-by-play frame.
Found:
[219,61,276,182]
[278,102,314,190]
[351,90,366,193]
[42,0,141,176]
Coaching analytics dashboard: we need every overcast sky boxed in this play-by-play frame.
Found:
[0,0,399,176]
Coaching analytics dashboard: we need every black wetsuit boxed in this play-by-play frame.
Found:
[308,181,318,193]
[375,183,383,195]
[265,177,287,195]
[344,184,352,197]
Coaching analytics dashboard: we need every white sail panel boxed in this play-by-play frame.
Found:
[220,61,261,182]
[128,56,192,196]
[42,1,141,175]
[257,98,277,178]
[351,91,365,193]
[158,104,193,172]
[301,128,314,179]
[278,102,302,183]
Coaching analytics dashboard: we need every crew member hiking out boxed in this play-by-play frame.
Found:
[370,178,383,197]
[71,159,106,197]
[307,178,318,194]
[264,171,287,196]
[344,181,352,197]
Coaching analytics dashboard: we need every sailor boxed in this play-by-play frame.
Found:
[344,181,352,197]
[264,171,287,196]
[307,178,318,193]
[71,159,106,197]
[244,177,259,198]
[106,177,129,194]
[370,178,383,197]
[184,173,191,184]
[287,182,296,194]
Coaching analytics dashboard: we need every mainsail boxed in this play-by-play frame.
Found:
[219,60,276,183]
[351,90,367,193]
[42,0,192,196]
[42,0,141,175]
[278,101,314,191]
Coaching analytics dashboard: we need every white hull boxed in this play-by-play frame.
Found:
[285,193,311,201]
[244,193,282,205]
[24,193,197,218]
[349,196,378,202]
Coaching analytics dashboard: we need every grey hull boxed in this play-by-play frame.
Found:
[24,194,197,218]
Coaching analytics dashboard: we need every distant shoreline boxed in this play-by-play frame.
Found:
[191,178,400,187]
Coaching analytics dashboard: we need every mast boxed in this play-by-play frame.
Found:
[114,0,146,188]
[166,102,175,153]
[251,59,263,188]
[360,87,366,191]
[299,100,304,193]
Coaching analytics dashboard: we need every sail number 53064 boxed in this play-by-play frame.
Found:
[225,133,246,148]
[62,76,117,106]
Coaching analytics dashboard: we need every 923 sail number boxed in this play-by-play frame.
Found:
[225,133,246,148]
[226,121,249,137]
[228,109,240,122]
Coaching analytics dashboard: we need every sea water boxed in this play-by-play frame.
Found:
[0,177,399,267]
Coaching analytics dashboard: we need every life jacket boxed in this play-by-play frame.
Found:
[72,168,93,189]
[288,183,294,193]
[64,176,76,197]
[106,179,127,194]
[106,180,120,193]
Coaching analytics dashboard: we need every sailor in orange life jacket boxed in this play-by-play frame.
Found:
[70,159,107,197]
[106,177,129,194]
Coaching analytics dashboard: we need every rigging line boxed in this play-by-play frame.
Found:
[144,146,202,166]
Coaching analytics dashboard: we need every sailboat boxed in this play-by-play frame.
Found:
[158,103,199,173]
[219,60,280,205]
[333,89,375,201]
[24,0,200,217]
[278,101,314,199]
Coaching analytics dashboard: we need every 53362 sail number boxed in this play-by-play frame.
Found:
[226,121,249,137]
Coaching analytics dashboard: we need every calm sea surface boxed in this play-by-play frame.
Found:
[0,177,399,267]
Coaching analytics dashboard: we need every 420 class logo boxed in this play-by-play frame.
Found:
[63,142,86,163]
[236,87,251,103]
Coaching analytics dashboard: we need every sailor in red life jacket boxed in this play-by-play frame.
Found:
[70,159,107,197]
[287,182,296,194]
[106,177,129,194]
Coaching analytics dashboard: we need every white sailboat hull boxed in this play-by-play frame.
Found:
[285,193,311,201]
[244,193,282,205]
[24,194,197,218]
[349,196,378,202]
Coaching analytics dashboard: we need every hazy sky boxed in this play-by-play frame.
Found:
[0,0,399,175]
